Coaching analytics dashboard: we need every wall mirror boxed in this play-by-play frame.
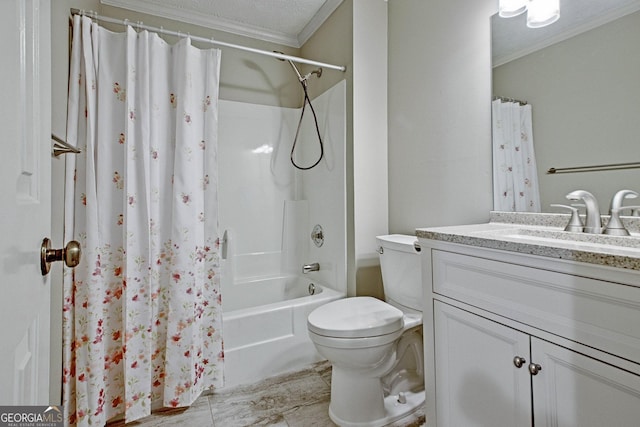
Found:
[491,0,640,212]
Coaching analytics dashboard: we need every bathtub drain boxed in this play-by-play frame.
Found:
[308,283,316,295]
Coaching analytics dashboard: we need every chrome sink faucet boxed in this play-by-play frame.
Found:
[302,262,320,274]
[566,190,602,234]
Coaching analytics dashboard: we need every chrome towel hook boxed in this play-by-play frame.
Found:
[52,134,81,157]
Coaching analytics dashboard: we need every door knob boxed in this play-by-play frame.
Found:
[40,238,82,276]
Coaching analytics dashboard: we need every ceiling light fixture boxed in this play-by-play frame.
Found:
[526,0,560,28]
[498,0,560,28]
[499,0,528,18]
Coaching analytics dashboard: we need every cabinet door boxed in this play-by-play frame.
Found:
[434,301,532,427]
[532,337,640,427]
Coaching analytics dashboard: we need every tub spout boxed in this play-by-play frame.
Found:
[302,262,320,274]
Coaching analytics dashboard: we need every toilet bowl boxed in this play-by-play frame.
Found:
[307,235,425,427]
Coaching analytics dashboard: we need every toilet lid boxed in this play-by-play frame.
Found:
[307,297,404,338]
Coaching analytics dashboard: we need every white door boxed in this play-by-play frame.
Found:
[0,0,52,405]
[434,301,532,427]
[532,337,640,427]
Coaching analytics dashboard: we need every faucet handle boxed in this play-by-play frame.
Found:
[550,204,584,232]
[609,189,639,214]
[604,205,640,236]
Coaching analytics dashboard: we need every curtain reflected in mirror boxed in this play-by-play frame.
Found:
[492,98,540,212]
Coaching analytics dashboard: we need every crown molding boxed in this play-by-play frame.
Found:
[100,0,307,47]
[297,0,344,46]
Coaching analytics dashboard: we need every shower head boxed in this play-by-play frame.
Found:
[298,66,323,84]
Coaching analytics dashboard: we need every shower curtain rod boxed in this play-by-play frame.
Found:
[70,8,347,72]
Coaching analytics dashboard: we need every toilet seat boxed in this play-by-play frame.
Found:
[308,328,404,350]
[307,297,404,338]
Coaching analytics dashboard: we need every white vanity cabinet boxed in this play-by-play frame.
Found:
[420,239,640,427]
[434,301,640,427]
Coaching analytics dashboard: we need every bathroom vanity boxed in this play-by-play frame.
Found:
[417,212,640,427]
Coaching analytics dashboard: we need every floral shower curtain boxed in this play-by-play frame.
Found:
[492,99,541,212]
[62,16,224,426]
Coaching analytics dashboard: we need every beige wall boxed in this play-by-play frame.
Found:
[388,0,495,234]
[493,10,640,211]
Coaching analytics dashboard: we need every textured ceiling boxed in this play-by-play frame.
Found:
[100,0,343,47]
[493,0,640,65]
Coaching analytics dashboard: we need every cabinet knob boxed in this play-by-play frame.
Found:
[513,356,527,368]
[529,363,543,375]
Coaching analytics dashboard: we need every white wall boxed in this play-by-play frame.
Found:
[353,0,388,298]
[388,0,495,234]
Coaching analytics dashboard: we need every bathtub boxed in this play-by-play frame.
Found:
[222,276,344,388]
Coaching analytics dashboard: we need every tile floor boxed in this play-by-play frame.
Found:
[107,361,426,426]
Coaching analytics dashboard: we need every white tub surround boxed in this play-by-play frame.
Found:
[218,80,347,296]
[418,212,640,426]
[223,282,343,388]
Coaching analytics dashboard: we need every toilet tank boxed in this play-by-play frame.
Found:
[376,234,422,312]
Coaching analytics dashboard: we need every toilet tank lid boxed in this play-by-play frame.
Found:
[376,234,420,253]
[308,297,404,338]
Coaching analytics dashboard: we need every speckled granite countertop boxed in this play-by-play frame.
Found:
[416,211,640,271]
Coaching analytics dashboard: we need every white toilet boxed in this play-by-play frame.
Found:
[307,234,424,427]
